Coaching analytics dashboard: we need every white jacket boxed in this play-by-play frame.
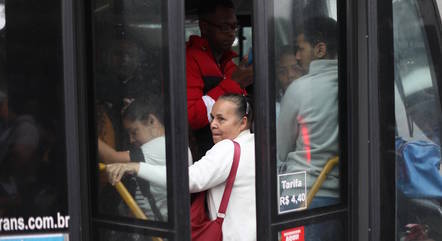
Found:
[138,130,256,241]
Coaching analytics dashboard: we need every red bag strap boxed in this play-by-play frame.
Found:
[216,140,240,221]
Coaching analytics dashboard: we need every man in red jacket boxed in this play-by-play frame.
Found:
[187,0,253,159]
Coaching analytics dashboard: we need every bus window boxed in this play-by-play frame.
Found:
[393,0,442,240]
[274,0,341,215]
[0,0,69,236]
[91,0,174,226]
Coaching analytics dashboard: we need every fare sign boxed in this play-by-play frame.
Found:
[278,171,307,214]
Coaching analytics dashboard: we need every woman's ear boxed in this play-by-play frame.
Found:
[239,116,248,130]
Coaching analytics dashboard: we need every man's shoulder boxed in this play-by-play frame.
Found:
[284,75,311,96]
[285,60,338,92]
[186,36,208,53]
[187,45,208,57]
[186,42,212,64]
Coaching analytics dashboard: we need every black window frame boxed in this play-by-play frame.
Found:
[63,0,191,240]
[252,0,396,240]
[253,0,351,239]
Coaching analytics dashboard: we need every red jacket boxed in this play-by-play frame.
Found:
[186,35,247,130]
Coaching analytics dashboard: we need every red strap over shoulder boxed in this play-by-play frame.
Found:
[216,140,240,222]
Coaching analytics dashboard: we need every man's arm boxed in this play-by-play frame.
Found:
[98,139,131,163]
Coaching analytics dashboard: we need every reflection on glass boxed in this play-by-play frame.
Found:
[393,0,442,240]
[0,0,5,30]
[242,27,253,58]
[0,0,68,231]
[98,227,167,241]
[274,0,340,213]
[278,218,343,241]
[438,0,442,22]
[92,0,168,222]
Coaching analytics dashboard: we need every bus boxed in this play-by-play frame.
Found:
[0,0,441,240]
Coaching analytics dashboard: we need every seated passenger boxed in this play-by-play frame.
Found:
[106,93,257,241]
[98,96,193,221]
[277,16,340,207]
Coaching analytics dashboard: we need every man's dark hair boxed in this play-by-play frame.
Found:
[198,0,235,19]
[302,16,338,58]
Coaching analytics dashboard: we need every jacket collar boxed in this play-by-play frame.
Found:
[187,35,238,63]
[234,129,252,142]
[308,59,338,74]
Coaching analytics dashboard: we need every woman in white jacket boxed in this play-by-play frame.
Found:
[106,93,256,241]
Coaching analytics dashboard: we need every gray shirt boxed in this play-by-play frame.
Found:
[277,59,340,198]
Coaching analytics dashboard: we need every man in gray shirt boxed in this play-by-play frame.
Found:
[277,16,339,205]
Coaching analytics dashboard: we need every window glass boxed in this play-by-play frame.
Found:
[0,0,69,235]
[274,0,340,213]
[242,26,252,59]
[0,0,4,31]
[92,0,170,222]
[393,0,442,240]
[437,0,442,21]
[278,218,343,241]
[185,20,200,42]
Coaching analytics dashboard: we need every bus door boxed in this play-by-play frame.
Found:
[83,0,190,240]
[252,0,349,240]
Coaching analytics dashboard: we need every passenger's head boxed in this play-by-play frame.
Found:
[108,38,145,81]
[295,16,337,72]
[122,96,164,147]
[210,93,253,144]
[277,45,305,92]
[198,0,237,54]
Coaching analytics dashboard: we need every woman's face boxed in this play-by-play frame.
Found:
[210,99,247,144]
[123,116,163,147]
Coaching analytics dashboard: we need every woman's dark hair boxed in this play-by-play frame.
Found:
[122,95,164,125]
[219,93,254,125]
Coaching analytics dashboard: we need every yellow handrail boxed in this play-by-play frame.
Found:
[306,156,339,207]
[99,163,163,241]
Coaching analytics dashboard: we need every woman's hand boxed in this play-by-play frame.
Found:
[106,163,140,185]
